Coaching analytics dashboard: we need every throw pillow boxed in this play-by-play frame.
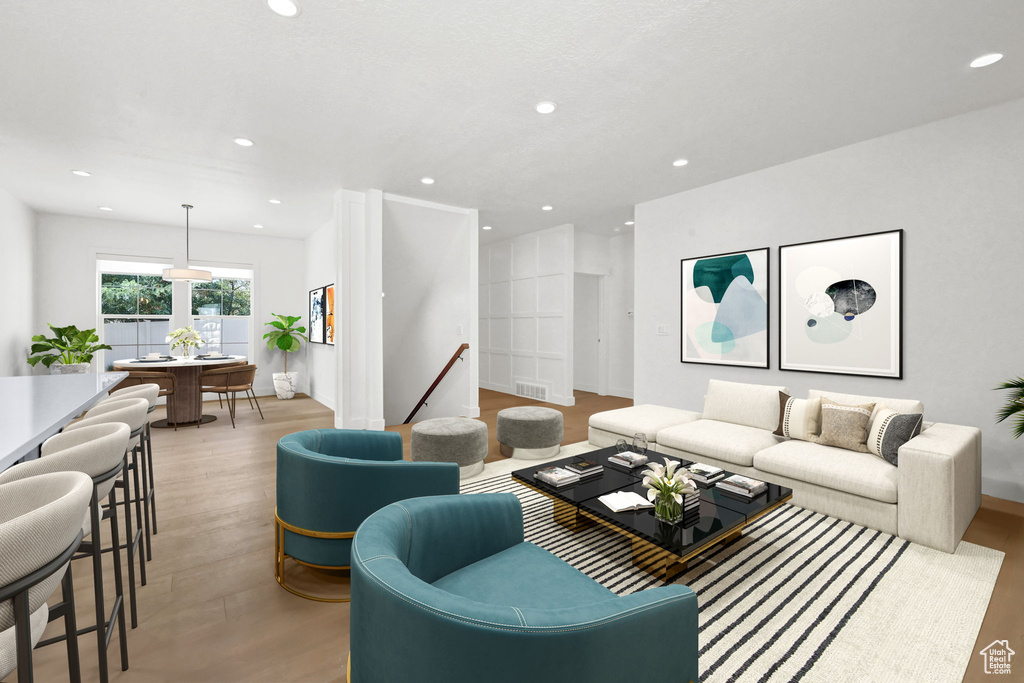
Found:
[867,408,924,466]
[815,398,875,452]
[774,392,821,441]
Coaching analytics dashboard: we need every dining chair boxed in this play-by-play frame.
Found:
[0,471,94,683]
[64,398,149,630]
[197,364,263,429]
[0,424,133,683]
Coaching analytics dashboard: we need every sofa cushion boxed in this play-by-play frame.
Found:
[657,419,782,468]
[753,440,898,503]
[867,409,924,465]
[703,379,789,431]
[815,398,874,452]
[588,405,701,441]
[432,541,614,609]
[807,389,923,423]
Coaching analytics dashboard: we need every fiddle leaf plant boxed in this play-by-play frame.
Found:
[263,314,308,374]
[995,377,1024,439]
[27,324,112,368]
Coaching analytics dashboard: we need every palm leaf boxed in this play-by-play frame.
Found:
[994,378,1024,439]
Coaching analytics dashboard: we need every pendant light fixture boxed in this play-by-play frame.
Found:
[163,204,213,282]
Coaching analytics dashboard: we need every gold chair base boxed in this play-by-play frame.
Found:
[274,511,355,603]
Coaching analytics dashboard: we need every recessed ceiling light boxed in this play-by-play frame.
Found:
[267,0,300,17]
[535,101,557,114]
[253,224,264,229]
[542,205,553,211]
[672,158,689,167]
[98,206,113,211]
[234,137,255,147]
[614,228,622,232]
[71,170,91,177]
[970,53,1003,68]
[268,199,281,204]
[421,177,435,185]
[482,225,492,230]
[625,221,635,226]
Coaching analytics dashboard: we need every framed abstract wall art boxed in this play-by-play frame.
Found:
[779,229,902,378]
[308,286,325,344]
[680,247,769,368]
[324,284,335,345]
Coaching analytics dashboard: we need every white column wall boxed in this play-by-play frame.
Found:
[304,219,337,410]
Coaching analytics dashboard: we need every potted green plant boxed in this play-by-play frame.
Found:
[27,324,112,374]
[995,377,1024,438]
[263,313,308,399]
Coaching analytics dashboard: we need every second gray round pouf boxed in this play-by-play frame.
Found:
[410,417,488,479]
[496,406,564,460]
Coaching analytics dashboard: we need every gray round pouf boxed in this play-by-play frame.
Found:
[496,406,564,460]
[410,417,488,479]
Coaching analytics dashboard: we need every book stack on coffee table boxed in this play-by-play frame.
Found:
[716,474,767,500]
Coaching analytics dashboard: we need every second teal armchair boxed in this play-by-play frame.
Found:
[350,493,699,682]
[275,428,459,602]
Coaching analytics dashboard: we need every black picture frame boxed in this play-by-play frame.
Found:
[680,247,770,369]
[308,286,326,344]
[778,229,903,379]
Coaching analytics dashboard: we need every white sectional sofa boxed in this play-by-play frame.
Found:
[588,379,982,553]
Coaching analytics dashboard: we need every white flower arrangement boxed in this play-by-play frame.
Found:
[166,326,202,354]
[641,459,698,522]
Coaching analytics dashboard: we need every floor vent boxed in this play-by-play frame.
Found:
[515,382,548,401]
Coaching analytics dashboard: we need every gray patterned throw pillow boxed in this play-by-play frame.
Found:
[867,408,924,466]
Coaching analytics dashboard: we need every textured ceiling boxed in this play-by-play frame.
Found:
[0,0,1021,243]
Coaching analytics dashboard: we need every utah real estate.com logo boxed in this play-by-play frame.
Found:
[979,640,1015,675]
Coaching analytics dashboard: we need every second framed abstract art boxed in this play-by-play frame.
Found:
[680,247,769,368]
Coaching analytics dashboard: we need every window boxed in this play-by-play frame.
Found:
[99,262,173,369]
[190,267,254,359]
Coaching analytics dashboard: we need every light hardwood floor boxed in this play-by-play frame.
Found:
[16,390,1022,682]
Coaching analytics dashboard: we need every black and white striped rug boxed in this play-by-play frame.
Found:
[462,474,1003,683]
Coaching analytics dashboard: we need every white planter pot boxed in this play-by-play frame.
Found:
[50,363,90,375]
[273,372,298,400]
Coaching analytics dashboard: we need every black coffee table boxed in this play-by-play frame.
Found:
[511,446,793,579]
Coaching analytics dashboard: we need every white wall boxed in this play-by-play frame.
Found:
[382,195,478,425]
[34,213,307,396]
[0,187,35,376]
[480,224,575,406]
[635,97,1024,504]
[304,219,336,409]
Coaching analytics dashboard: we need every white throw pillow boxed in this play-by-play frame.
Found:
[774,393,821,441]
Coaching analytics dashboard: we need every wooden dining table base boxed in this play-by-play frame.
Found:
[150,365,218,428]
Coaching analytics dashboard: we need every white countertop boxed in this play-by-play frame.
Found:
[113,355,246,368]
[0,371,128,469]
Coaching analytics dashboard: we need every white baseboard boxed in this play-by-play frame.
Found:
[367,419,386,431]
[479,381,512,393]
[310,391,336,411]
[606,387,634,399]
[550,394,576,407]
[461,404,481,418]
[574,383,598,393]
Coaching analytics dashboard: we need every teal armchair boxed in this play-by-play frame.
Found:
[275,428,459,602]
[350,493,699,682]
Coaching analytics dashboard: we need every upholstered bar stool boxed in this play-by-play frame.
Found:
[0,423,133,680]
[109,371,177,430]
[64,399,149,631]
[100,383,161,557]
[0,471,93,683]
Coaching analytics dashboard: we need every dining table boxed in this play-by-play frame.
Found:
[0,371,128,470]
[112,355,247,427]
